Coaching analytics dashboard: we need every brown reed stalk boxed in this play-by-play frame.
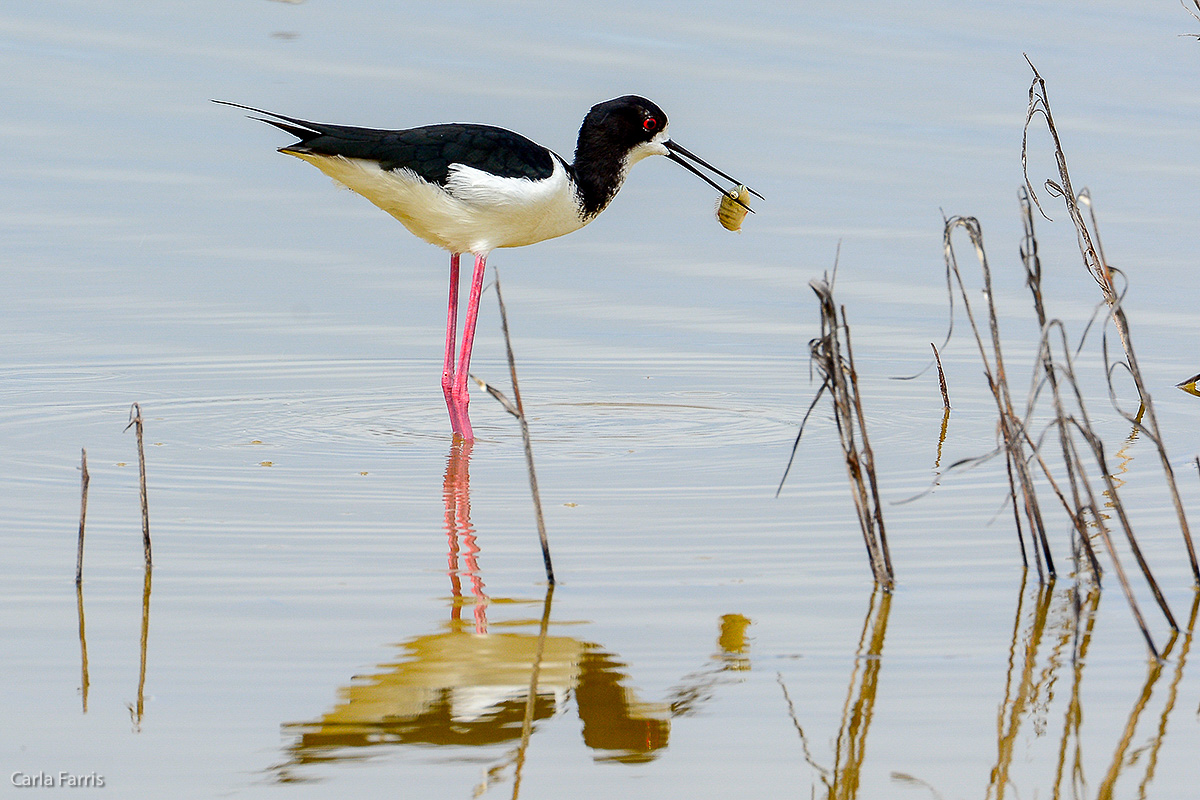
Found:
[1022,58,1198,585]
[936,200,1174,653]
[125,403,151,567]
[481,270,555,586]
[1020,299,1174,654]
[1037,319,1178,620]
[75,445,91,713]
[931,343,950,410]
[76,448,89,585]
[1020,192,1099,581]
[943,216,1054,580]
[802,275,893,590]
[1002,448,1030,571]
[989,279,1177,658]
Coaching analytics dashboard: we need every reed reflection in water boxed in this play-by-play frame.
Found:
[273,442,753,787]
[779,587,892,800]
[984,580,1199,800]
[775,576,1199,798]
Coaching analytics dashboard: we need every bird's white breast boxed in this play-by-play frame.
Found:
[289,152,588,254]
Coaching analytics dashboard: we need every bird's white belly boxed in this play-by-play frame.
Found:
[289,152,588,254]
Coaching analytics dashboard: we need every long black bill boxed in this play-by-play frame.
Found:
[664,140,764,211]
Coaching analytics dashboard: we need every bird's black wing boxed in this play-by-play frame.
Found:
[215,101,557,185]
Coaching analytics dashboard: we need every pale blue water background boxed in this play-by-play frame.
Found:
[3,1,1200,797]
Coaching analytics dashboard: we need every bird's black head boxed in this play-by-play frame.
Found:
[571,96,670,216]
[568,96,667,173]
[570,94,760,221]
[577,95,670,157]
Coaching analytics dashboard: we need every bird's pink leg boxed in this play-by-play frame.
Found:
[451,252,488,441]
[442,253,463,435]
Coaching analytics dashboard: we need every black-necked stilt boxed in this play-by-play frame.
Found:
[216,95,761,440]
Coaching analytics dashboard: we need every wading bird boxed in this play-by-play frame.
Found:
[217,96,760,440]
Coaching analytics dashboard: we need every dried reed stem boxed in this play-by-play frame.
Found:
[1023,58,1198,584]
[125,403,151,567]
[931,343,950,410]
[805,275,893,590]
[75,448,89,585]
[75,446,92,712]
[492,270,555,586]
[943,216,1054,580]
[1021,194,1097,580]
[1026,310,1174,654]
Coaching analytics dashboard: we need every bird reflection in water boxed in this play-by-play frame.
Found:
[273,442,751,786]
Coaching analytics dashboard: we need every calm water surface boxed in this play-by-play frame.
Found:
[3,1,1200,798]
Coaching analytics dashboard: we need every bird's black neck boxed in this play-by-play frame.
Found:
[570,135,630,220]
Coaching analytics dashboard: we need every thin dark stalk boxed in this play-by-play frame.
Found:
[471,374,519,417]
[776,383,827,497]
[492,270,554,586]
[1004,449,1032,575]
[1184,0,1200,26]
[1024,437,1102,583]
[125,403,151,567]
[1033,321,1104,582]
[931,343,950,409]
[826,305,886,585]
[76,448,89,585]
[843,307,893,579]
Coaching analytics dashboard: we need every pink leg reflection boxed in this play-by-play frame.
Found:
[442,439,487,632]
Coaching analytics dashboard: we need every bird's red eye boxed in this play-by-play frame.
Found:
[643,118,657,131]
